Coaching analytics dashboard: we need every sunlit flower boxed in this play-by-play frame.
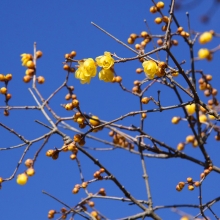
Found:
[99,68,114,82]
[20,53,33,66]
[185,103,196,115]
[142,60,158,79]
[198,48,210,59]
[75,59,97,84]
[199,32,213,44]
[96,52,114,69]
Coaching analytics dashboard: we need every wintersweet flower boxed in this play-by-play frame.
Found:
[96,52,114,69]
[20,53,33,66]
[75,59,97,84]
[142,60,158,79]
[198,48,210,59]
[99,68,114,82]
[185,103,196,115]
[199,32,213,44]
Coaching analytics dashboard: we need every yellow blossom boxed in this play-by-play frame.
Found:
[99,68,114,82]
[199,114,207,123]
[20,53,33,66]
[198,48,210,59]
[75,59,97,84]
[142,60,158,79]
[185,103,196,115]
[96,52,114,69]
[199,32,213,44]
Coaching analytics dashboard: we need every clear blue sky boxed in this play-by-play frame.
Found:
[0,0,220,219]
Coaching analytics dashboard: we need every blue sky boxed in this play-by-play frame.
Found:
[0,0,220,219]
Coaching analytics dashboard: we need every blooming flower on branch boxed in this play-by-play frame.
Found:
[99,68,114,82]
[199,32,213,44]
[142,60,158,79]
[96,52,114,69]
[185,103,196,115]
[20,53,33,66]
[75,58,97,84]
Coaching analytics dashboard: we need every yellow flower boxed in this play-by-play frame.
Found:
[185,103,196,115]
[198,48,210,59]
[199,32,213,44]
[75,59,97,84]
[99,68,114,82]
[142,60,158,79]
[20,53,33,66]
[96,52,114,69]
[199,114,207,123]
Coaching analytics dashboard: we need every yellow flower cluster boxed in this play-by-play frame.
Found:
[20,54,33,67]
[75,52,115,84]
[142,60,158,79]
[96,52,114,82]
[75,58,97,84]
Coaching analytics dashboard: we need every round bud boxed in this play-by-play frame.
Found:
[212,89,218,96]
[37,76,45,84]
[171,40,178,46]
[91,211,98,218]
[26,69,35,76]
[6,93,12,100]
[156,1,165,9]
[136,68,143,74]
[154,17,162,24]
[157,39,163,46]
[186,135,195,143]
[23,75,32,83]
[194,181,200,187]
[46,149,54,157]
[26,167,35,176]
[70,154,76,160]
[100,168,105,173]
[171,117,181,124]
[177,143,185,151]
[177,27,183,33]
[88,201,95,207]
[130,33,138,40]
[188,185,194,191]
[81,182,88,188]
[63,64,70,71]
[72,99,79,108]
[158,62,167,69]
[200,172,205,179]
[70,51,76,58]
[178,182,185,189]
[65,94,71,100]
[141,31,148,38]
[4,110,9,116]
[206,74,212,81]
[74,134,81,143]
[187,177,193,183]
[115,76,122,83]
[135,44,141,50]
[0,87,7,94]
[180,31,186,37]
[176,185,182,191]
[109,131,114,136]
[142,113,147,119]
[204,169,210,176]
[90,116,100,126]
[141,97,150,104]
[150,6,157,13]
[72,188,79,194]
[162,16,169,23]
[5,74,12,81]
[26,60,35,69]
[69,67,75,73]
[127,37,134,44]
[161,25,167,31]
[25,159,33,168]
[36,51,43,58]
[0,74,5,82]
